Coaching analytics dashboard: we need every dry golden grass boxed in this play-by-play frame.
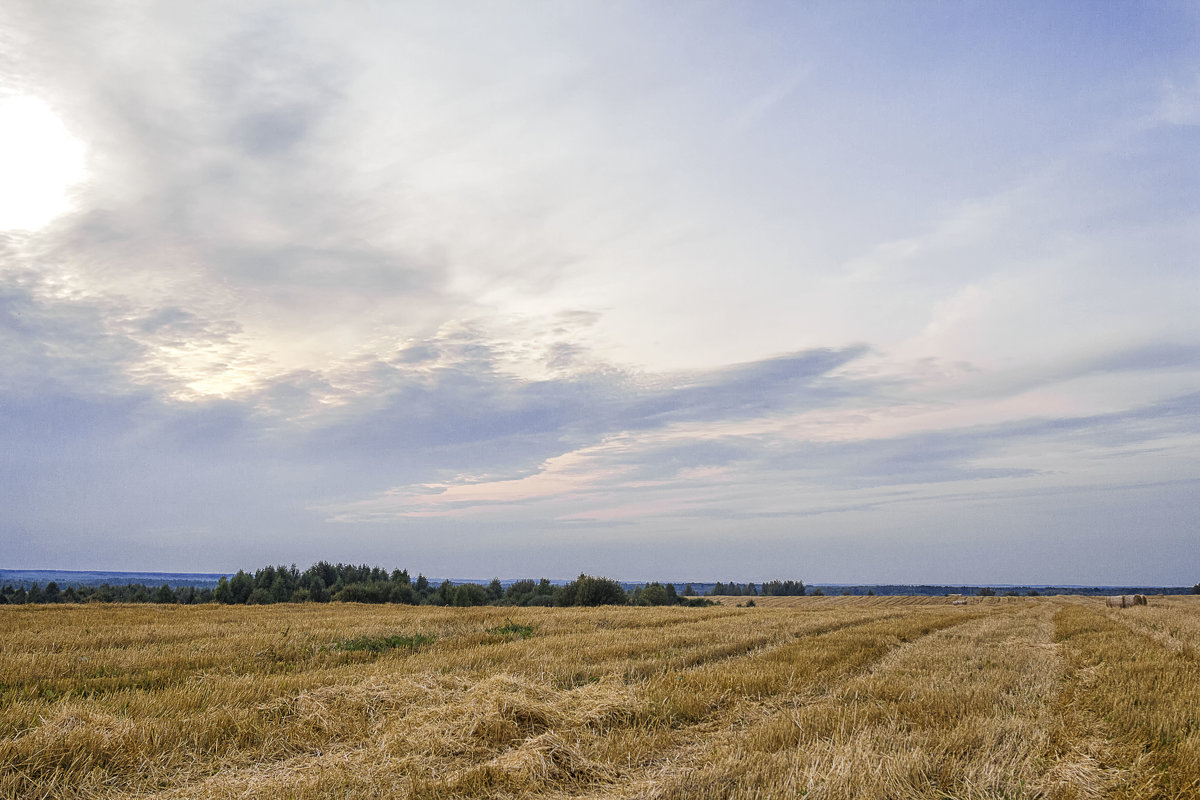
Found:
[2,597,1199,798]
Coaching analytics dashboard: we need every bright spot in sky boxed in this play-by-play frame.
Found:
[0,95,86,231]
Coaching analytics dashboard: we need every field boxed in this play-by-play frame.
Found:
[2,597,1199,799]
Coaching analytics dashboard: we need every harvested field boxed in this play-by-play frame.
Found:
[2,597,1199,799]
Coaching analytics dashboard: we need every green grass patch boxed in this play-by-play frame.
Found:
[333,633,435,653]
[487,622,536,639]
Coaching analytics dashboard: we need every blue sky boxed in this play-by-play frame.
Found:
[1,2,1197,583]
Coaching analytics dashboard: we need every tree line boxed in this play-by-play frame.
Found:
[0,563,728,608]
[700,579,807,596]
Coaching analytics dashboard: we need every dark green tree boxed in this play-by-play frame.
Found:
[269,574,291,604]
[246,588,273,604]
[639,583,670,606]
[504,580,537,605]
[561,574,627,606]
[229,571,254,604]
[389,582,415,604]
[453,583,490,607]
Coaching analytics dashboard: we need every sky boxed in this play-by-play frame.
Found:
[0,2,1197,584]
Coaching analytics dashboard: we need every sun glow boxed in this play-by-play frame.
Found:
[0,95,86,231]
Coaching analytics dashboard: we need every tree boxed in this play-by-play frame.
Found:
[229,571,254,604]
[639,583,671,606]
[504,580,537,605]
[561,574,627,606]
[307,576,330,603]
[154,583,176,603]
[453,583,489,607]
[269,574,291,604]
[246,588,272,605]
[427,580,454,606]
[486,578,503,602]
[44,581,61,603]
[214,576,233,604]
[978,587,996,597]
[1193,583,1200,595]
[389,582,415,604]
[760,580,805,596]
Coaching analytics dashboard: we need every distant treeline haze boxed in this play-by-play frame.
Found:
[6,565,1194,606]
[0,563,783,607]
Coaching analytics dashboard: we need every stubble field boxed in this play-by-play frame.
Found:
[2,596,1199,799]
